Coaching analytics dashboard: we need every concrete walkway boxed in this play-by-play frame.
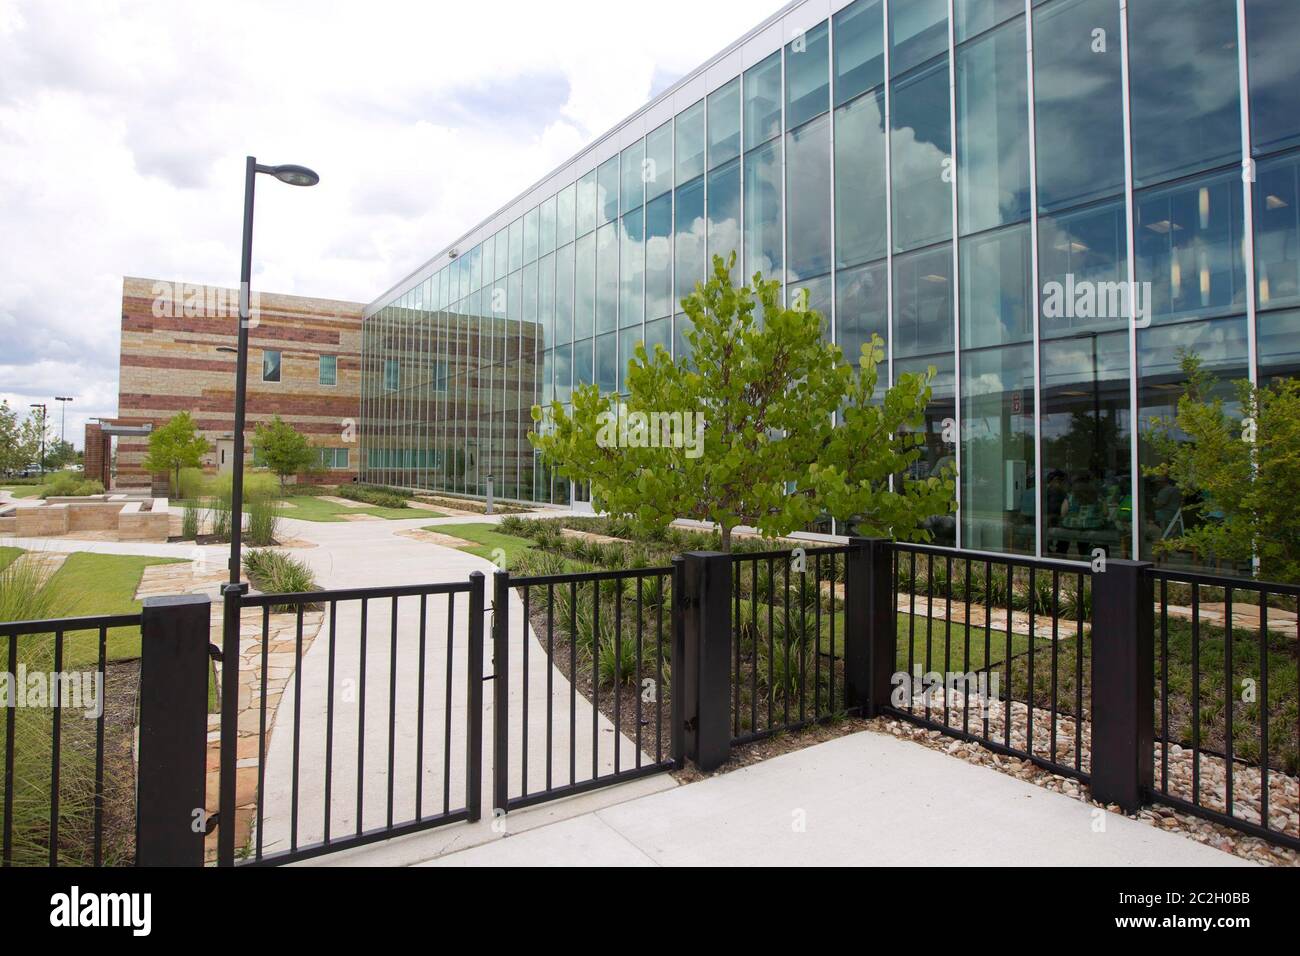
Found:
[413,731,1250,867]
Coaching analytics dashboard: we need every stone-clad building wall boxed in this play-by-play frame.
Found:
[113,277,365,488]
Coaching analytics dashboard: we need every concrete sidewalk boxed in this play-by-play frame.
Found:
[418,730,1251,867]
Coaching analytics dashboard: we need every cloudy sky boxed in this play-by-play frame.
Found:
[0,0,778,447]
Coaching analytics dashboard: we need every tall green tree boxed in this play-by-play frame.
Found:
[252,416,316,491]
[0,402,45,475]
[1146,353,1300,582]
[143,411,211,495]
[530,254,955,550]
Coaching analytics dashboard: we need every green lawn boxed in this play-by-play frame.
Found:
[425,522,541,564]
[278,495,440,522]
[0,546,21,573]
[43,553,187,665]
[1,485,42,498]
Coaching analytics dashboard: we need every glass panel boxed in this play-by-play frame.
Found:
[573,337,593,388]
[961,343,1036,554]
[744,139,783,281]
[890,58,952,253]
[676,99,706,182]
[787,20,830,129]
[554,242,574,345]
[889,0,948,76]
[961,222,1031,348]
[644,316,671,358]
[646,120,673,200]
[595,333,617,393]
[620,208,644,329]
[676,175,706,302]
[1136,317,1248,564]
[892,244,953,358]
[575,232,595,338]
[707,158,742,276]
[554,342,572,403]
[646,191,673,319]
[539,196,556,257]
[596,221,618,333]
[1038,198,1128,339]
[836,259,888,367]
[618,331,640,393]
[557,183,576,246]
[1041,331,1133,559]
[1247,0,1300,156]
[263,349,281,382]
[895,351,956,546]
[835,90,888,268]
[319,354,337,386]
[478,242,491,293]
[1135,169,1246,325]
[576,170,597,236]
[792,273,832,339]
[494,229,509,281]
[1258,307,1300,379]
[509,218,523,273]
[1255,152,1300,311]
[708,78,741,169]
[786,112,831,283]
[621,140,645,214]
[954,0,1022,42]
[538,252,555,348]
[1129,0,1241,188]
[956,17,1030,235]
[1033,0,1125,212]
[597,157,619,226]
[834,0,884,107]
[744,52,782,150]
[468,244,483,292]
[523,208,539,264]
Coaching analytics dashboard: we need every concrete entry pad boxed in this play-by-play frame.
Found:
[422,731,1252,867]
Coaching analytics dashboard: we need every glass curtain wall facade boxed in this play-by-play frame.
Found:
[361,0,1300,566]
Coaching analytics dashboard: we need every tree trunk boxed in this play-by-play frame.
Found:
[719,525,732,552]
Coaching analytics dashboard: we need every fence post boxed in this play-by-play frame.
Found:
[669,556,686,766]
[491,570,509,816]
[844,537,895,716]
[679,551,730,771]
[1090,559,1154,813]
[466,571,485,823]
[216,581,246,867]
[136,593,211,867]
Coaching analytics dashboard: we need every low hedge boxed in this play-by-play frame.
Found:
[336,486,408,509]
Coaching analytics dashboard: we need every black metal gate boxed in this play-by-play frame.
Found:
[489,565,679,812]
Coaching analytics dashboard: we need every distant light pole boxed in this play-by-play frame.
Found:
[55,396,73,447]
[218,157,317,869]
[29,403,46,475]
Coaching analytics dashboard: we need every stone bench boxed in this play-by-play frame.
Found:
[118,499,169,542]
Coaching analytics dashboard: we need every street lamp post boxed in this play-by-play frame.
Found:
[29,403,46,476]
[218,156,318,867]
[55,396,73,447]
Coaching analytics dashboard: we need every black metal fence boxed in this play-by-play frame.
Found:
[218,576,484,866]
[4,536,1299,867]
[1149,568,1300,850]
[1,611,137,867]
[492,564,676,812]
[885,544,1093,781]
[728,545,852,744]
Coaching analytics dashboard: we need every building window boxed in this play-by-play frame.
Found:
[384,358,399,391]
[262,349,281,382]
[318,354,337,386]
[315,447,349,469]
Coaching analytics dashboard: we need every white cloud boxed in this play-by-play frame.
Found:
[0,0,777,446]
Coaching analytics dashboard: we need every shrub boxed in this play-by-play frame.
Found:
[246,497,282,547]
[208,494,232,541]
[177,466,207,502]
[0,550,58,622]
[181,501,200,539]
[337,486,408,509]
[39,472,103,498]
[243,549,318,609]
[357,484,413,499]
